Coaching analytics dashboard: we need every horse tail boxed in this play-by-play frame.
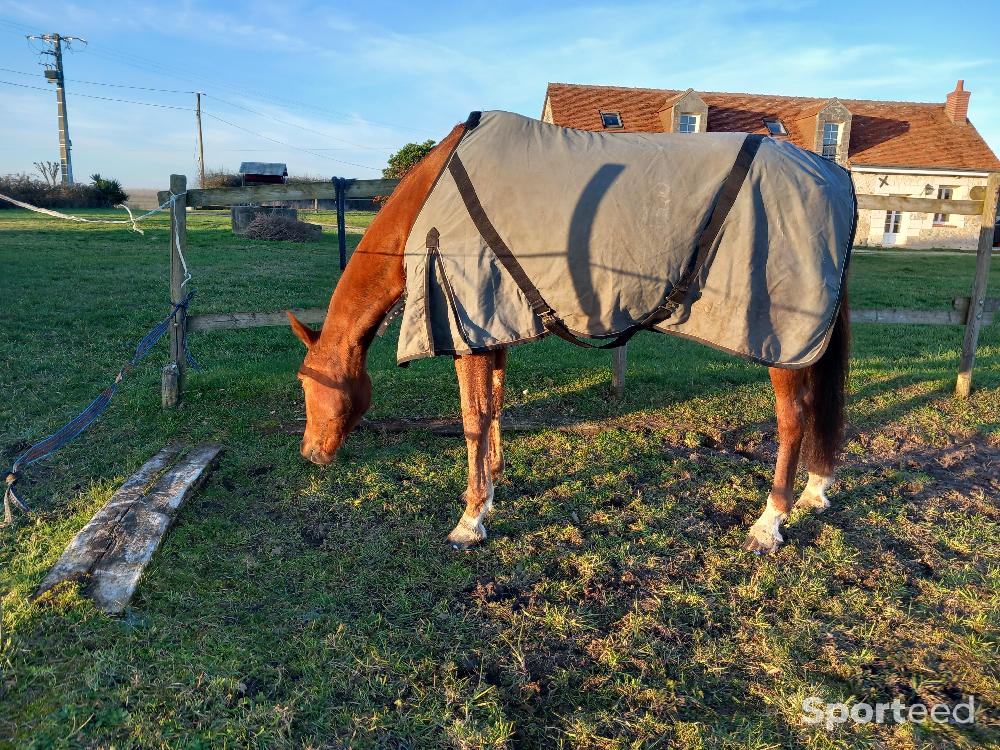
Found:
[803,287,850,473]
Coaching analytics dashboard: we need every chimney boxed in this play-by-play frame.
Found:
[945,79,971,125]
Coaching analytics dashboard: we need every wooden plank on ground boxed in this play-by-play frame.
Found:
[856,194,983,215]
[34,443,223,614]
[157,178,399,209]
[187,306,327,332]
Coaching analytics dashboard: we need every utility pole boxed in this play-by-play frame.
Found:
[195,92,206,187]
[28,32,86,185]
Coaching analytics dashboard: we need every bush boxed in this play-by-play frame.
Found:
[202,168,241,189]
[89,174,128,205]
[0,173,129,210]
[242,213,320,242]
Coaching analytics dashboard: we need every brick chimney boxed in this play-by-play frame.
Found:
[945,79,971,125]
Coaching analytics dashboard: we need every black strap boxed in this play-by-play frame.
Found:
[637,133,764,329]
[449,155,625,350]
[447,133,764,349]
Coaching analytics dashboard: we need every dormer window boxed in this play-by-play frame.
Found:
[678,113,698,133]
[600,111,623,129]
[821,122,841,159]
[763,119,787,136]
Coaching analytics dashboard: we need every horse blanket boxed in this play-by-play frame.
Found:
[396,110,856,367]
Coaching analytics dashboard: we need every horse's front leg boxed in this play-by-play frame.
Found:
[746,368,806,554]
[489,348,507,481]
[448,352,495,550]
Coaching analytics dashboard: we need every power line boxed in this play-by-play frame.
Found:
[0,16,423,136]
[0,64,195,96]
[76,40,437,136]
[0,79,193,110]
[69,78,195,94]
[203,94,391,151]
[1,65,390,151]
[202,112,381,171]
[0,66,42,77]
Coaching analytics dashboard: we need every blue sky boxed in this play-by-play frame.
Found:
[2,0,998,187]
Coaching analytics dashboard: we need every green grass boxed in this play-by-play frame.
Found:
[1,208,999,749]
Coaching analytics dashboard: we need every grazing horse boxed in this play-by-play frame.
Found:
[288,119,849,554]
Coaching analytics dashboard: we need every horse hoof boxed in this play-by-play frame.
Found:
[794,474,832,513]
[794,489,830,513]
[744,524,783,555]
[446,518,486,551]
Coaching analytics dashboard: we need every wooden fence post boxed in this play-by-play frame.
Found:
[612,344,627,399]
[956,171,1000,398]
[163,174,188,409]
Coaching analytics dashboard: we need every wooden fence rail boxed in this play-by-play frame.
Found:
[161,172,1000,407]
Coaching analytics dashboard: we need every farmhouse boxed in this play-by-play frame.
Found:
[542,81,1000,250]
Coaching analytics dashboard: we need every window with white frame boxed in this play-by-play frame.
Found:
[678,114,698,133]
[883,210,902,234]
[933,186,955,224]
[821,122,840,159]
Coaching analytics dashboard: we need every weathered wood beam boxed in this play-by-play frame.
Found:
[612,346,627,399]
[34,443,223,614]
[956,172,1000,397]
[953,296,1000,314]
[187,307,327,332]
[157,178,399,209]
[187,301,1000,334]
[164,174,187,409]
[855,194,983,215]
[850,308,996,325]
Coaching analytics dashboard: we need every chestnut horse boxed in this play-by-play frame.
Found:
[288,121,849,554]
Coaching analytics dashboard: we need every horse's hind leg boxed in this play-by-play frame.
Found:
[448,352,495,550]
[746,368,806,554]
[489,348,507,481]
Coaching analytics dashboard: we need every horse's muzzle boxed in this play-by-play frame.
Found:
[302,442,334,466]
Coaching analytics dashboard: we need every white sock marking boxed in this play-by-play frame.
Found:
[748,496,788,551]
[796,472,833,511]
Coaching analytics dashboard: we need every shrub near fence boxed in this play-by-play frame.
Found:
[0,174,128,210]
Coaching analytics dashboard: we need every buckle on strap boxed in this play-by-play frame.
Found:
[528,298,555,320]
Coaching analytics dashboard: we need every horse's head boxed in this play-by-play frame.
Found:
[288,312,371,465]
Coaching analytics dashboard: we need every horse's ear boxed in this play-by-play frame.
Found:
[287,311,320,348]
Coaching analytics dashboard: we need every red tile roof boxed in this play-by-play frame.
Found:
[544,83,1000,172]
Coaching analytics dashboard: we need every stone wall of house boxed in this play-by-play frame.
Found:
[851,171,986,250]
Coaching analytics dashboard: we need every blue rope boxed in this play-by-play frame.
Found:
[3,292,198,526]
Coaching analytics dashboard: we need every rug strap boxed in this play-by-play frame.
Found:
[448,155,634,350]
[639,133,765,330]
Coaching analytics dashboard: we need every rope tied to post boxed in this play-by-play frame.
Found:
[0,191,186,235]
[2,292,199,527]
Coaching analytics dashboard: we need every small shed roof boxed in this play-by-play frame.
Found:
[239,162,288,176]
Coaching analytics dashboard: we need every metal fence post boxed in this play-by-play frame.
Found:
[956,171,1000,397]
[335,177,348,270]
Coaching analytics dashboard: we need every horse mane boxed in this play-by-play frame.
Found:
[312,121,468,354]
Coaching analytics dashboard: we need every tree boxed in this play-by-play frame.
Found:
[33,161,60,186]
[383,140,436,179]
[90,174,128,206]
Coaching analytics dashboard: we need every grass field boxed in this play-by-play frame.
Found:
[1,208,999,749]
